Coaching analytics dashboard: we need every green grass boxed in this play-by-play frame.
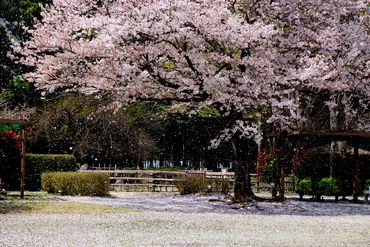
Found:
[23,201,134,214]
[0,191,137,214]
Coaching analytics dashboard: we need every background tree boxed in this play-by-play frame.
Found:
[157,107,233,170]
[29,94,159,166]
[0,0,51,107]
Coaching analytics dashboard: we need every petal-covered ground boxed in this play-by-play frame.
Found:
[1,193,369,247]
[60,192,370,216]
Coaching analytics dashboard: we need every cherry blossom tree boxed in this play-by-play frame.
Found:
[14,0,369,201]
[269,0,369,132]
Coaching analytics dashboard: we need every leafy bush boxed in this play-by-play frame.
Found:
[297,177,342,200]
[26,154,79,191]
[41,172,110,196]
[297,178,312,193]
[318,177,341,196]
[296,178,313,199]
[175,176,231,195]
[366,179,370,188]
[175,175,208,195]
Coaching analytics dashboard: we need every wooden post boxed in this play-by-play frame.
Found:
[271,136,278,200]
[276,131,288,200]
[278,133,287,200]
[20,129,26,199]
[353,140,359,202]
[279,155,285,199]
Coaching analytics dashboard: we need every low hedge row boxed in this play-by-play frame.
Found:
[41,172,110,196]
[296,177,358,201]
[175,175,232,195]
[26,154,80,191]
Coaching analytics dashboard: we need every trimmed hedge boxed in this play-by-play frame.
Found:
[175,176,208,195]
[26,154,80,191]
[175,176,231,195]
[297,177,345,201]
[41,172,110,196]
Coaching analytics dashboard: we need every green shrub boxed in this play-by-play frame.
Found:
[297,178,312,193]
[296,178,313,199]
[175,176,232,195]
[318,177,341,196]
[26,154,79,191]
[41,172,110,196]
[366,179,370,187]
[175,175,208,195]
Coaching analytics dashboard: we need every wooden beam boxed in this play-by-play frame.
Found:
[288,130,370,139]
[0,119,27,124]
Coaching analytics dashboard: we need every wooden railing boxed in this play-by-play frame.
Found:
[80,169,295,193]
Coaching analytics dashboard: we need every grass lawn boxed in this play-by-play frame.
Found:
[0,191,134,214]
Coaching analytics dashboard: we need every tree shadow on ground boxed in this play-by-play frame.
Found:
[233,197,370,216]
[0,200,31,214]
[63,192,370,217]
[0,193,45,214]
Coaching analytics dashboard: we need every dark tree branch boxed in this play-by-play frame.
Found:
[184,55,204,91]
[135,91,209,104]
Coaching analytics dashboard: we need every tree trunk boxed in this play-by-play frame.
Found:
[231,138,254,202]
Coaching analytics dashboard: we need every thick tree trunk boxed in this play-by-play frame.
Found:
[231,138,254,202]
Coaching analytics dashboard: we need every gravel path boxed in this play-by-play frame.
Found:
[1,193,370,247]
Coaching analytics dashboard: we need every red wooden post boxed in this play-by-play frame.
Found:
[20,129,26,199]
[353,141,359,202]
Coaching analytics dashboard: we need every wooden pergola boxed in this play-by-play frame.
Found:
[281,130,370,201]
[0,118,27,198]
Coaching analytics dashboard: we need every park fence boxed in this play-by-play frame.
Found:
[80,169,295,193]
